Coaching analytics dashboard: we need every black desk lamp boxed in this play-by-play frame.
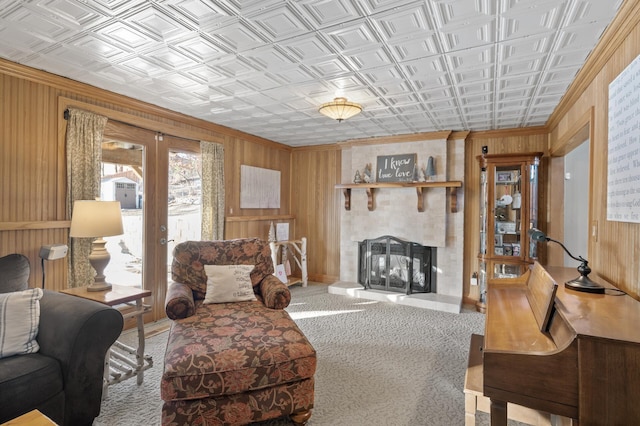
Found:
[528,228,605,294]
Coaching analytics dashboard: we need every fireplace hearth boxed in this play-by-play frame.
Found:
[358,235,436,295]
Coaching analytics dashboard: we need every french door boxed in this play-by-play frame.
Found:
[165,144,202,288]
[102,121,201,321]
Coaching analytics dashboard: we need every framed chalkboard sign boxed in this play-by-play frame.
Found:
[376,154,416,182]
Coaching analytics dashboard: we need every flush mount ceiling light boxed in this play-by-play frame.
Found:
[318,97,363,122]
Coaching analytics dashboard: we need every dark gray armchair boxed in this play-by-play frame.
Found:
[0,253,124,425]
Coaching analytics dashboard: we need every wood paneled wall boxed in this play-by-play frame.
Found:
[224,133,292,222]
[4,0,640,308]
[1,71,69,290]
[225,216,296,242]
[0,59,294,319]
[290,145,342,283]
[462,129,549,304]
[290,127,552,297]
[545,0,640,298]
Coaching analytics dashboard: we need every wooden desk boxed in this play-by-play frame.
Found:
[60,285,153,397]
[481,264,640,425]
[464,334,569,426]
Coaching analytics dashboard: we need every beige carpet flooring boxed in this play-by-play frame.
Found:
[93,284,524,426]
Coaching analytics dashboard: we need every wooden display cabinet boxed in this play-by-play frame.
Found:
[476,152,543,312]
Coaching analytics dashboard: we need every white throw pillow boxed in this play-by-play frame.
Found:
[0,288,43,359]
[203,265,257,304]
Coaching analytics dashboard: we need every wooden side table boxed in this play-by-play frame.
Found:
[0,410,57,425]
[269,238,308,287]
[60,285,153,397]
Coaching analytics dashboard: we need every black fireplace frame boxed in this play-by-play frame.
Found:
[357,235,436,295]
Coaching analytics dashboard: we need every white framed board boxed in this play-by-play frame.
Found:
[240,165,281,209]
[607,53,640,223]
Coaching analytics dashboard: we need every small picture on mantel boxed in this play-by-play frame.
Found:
[376,154,416,182]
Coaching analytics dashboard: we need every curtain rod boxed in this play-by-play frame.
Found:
[63,108,201,143]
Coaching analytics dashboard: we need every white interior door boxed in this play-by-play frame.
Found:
[563,140,590,265]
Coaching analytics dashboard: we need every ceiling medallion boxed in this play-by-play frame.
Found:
[318,97,363,122]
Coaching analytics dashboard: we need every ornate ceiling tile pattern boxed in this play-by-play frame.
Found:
[0,0,623,146]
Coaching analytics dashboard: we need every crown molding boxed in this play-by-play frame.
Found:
[546,0,640,130]
[0,58,291,151]
[338,131,452,148]
[467,126,548,139]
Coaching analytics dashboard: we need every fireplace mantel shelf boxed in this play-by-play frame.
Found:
[335,181,462,213]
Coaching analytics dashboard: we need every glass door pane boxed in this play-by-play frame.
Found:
[167,151,202,282]
[494,165,522,259]
[101,142,145,288]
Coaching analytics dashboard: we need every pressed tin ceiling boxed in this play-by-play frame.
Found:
[0,0,623,146]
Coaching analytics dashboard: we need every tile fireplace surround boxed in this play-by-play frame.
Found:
[330,135,465,313]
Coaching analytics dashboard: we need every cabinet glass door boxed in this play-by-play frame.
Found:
[493,165,523,259]
[479,168,487,255]
[528,162,539,259]
[476,152,542,312]
[491,261,525,279]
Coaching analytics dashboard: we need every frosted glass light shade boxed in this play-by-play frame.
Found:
[318,97,363,122]
[70,200,124,238]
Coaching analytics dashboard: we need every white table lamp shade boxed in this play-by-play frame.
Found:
[69,200,123,292]
[70,200,123,238]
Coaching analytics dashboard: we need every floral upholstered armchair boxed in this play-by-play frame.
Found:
[165,238,291,319]
[162,238,316,426]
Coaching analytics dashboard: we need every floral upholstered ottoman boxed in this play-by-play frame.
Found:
[161,239,316,426]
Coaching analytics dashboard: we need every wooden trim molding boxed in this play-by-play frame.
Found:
[546,0,640,130]
[292,143,341,152]
[0,58,292,151]
[449,131,471,141]
[2,59,221,138]
[59,97,225,143]
[0,221,71,231]
[338,130,452,148]
[468,126,548,140]
[550,107,594,157]
[225,215,295,222]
